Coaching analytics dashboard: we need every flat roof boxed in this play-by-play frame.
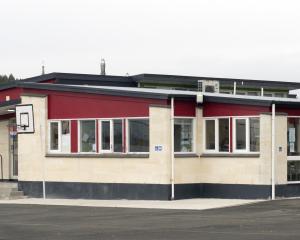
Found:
[18,82,300,107]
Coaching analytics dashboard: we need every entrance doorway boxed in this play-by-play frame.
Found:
[8,120,18,179]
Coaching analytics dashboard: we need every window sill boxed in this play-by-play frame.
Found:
[174,153,199,158]
[45,153,149,158]
[287,181,300,185]
[200,153,260,158]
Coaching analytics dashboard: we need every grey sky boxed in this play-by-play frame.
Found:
[1,0,300,81]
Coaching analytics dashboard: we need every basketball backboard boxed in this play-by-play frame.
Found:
[16,104,35,133]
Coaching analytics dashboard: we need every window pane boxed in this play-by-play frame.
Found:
[287,161,300,182]
[250,118,260,152]
[80,120,96,152]
[219,119,229,152]
[101,121,111,150]
[287,118,300,156]
[205,120,215,150]
[50,122,59,150]
[113,120,123,152]
[236,119,246,150]
[174,119,193,152]
[61,121,70,152]
[129,119,149,152]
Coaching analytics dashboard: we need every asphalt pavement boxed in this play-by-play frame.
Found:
[0,199,299,240]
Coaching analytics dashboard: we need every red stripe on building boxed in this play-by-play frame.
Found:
[22,90,168,119]
[174,100,196,117]
[0,88,23,102]
[71,120,78,153]
[203,102,270,117]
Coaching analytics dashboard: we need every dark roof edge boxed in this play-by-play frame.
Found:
[0,99,21,108]
[18,83,171,100]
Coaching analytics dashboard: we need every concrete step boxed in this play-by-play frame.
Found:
[0,182,26,200]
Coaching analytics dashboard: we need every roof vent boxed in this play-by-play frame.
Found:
[100,59,106,75]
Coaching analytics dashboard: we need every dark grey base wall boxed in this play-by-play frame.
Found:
[18,181,171,200]
[18,181,300,200]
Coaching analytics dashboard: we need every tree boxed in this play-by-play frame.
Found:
[0,74,16,83]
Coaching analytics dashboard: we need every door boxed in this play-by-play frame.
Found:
[8,122,18,179]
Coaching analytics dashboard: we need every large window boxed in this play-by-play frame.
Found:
[288,161,300,182]
[204,118,229,152]
[80,120,96,153]
[287,118,300,182]
[233,117,260,152]
[174,119,194,153]
[128,119,149,152]
[49,120,70,153]
[100,119,123,153]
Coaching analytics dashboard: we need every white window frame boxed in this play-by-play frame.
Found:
[127,117,150,154]
[78,119,97,154]
[203,117,230,153]
[48,120,71,153]
[99,120,113,153]
[233,117,260,153]
[174,117,196,154]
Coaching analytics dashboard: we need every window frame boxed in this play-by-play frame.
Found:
[203,117,230,153]
[287,116,300,184]
[78,119,97,154]
[126,117,150,154]
[174,117,196,154]
[233,117,260,153]
[98,118,124,153]
[48,120,71,153]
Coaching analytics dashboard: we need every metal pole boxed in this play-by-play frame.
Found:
[271,103,276,200]
[171,97,175,200]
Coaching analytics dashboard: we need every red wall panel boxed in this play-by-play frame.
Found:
[203,102,270,117]
[23,90,168,119]
[71,120,78,153]
[174,100,196,117]
[0,88,22,102]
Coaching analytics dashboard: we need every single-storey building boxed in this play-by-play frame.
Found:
[0,72,300,200]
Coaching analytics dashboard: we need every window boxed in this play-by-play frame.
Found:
[174,119,194,153]
[235,119,246,150]
[288,161,300,182]
[49,120,70,153]
[219,119,229,152]
[287,118,300,156]
[233,117,260,152]
[205,120,215,150]
[50,122,59,151]
[287,118,300,182]
[100,119,123,153]
[204,118,229,152]
[128,119,149,152]
[80,120,96,153]
[264,93,273,97]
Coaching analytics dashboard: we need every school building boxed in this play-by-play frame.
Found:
[0,72,300,200]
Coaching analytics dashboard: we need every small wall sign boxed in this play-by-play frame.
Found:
[154,145,163,152]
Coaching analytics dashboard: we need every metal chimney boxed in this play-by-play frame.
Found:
[100,59,106,75]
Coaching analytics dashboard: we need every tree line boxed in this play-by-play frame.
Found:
[0,74,16,83]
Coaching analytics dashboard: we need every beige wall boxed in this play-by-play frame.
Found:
[0,120,9,179]
[18,94,289,186]
[18,96,172,184]
[175,111,288,185]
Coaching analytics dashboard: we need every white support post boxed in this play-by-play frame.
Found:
[261,87,264,96]
[271,103,276,200]
[233,82,237,95]
[171,97,175,200]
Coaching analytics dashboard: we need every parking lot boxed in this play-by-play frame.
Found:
[0,199,299,240]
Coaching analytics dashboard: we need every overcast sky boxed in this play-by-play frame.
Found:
[1,0,300,81]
